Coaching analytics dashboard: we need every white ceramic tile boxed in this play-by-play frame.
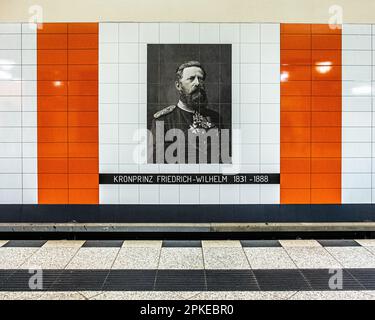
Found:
[240,43,260,63]
[119,64,138,83]
[342,51,371,65]
[220,24,240,43]
[232,44,240,63]
[22,173,37,189]
[0,65,21,80]
[0,128,21,142]
[179,23,199,43]
[21,33,36,49]
[0,96,21,109]
[260,104,279,124]
[99,23,118,43]
[0,158,21,173]
[240,84,260,103]
[22,158,37,173]
[0,112,21,126]
[342,173,371,188]
[99,64,118,83]
[342,143,371,158]
[22,96,37,111]
[20,23,36,34]
[119,185,139,204]
[139,185,159,204]
[119,144,139,164]
[240,124,259,143]
[240,64,260,83]
[260,24,280,43]
[343,82,372,96]
[99,104,118,124]
[99,185,119,204]
[240,24,260,43]
[240,104,260,123]
[0,23,21,34]
[238,144,259,164]
[179,185,200,204]
[232,83,240,103]
[261,64,279,83]
[199,23,220,43]
[0,143,21,157]
[99,83,118,103]
[99,144,119,164]
[99,164,118,173]
[99,124,119,144]
[0,35,21,49]
[21,129,36,146]
[199,185,219,204]
[342,35,371,50]
[22,189,37,204]
[0,189,22,203]
[119,124,139,143]
[0,50,21,65]
[118,43,139,63]
[260,124,279,144]
[261,144,279,164]
[239,184,260,204]
[21,50,36,65]
[119,84,139,103]
[119,23,138,43]
[342,66,372,81]
[261,164,279,173]
[219,185,240,204]
[261,44,280,63]
[118,103,139,123]
[342,111,371,126]
[160,185,180,204]
[139,23,159,43]
[22,142,37,157]
[261,84,280,103]
[342,158,372,173]
[343,97,371,111]
[99,43,118,63]
[160,23,179,43]
[22,81,36,96]
[0,80,21,96]
[21,65,36,81]
[342,24,372,35]
[342,188,372,203]
[342,128,371,143]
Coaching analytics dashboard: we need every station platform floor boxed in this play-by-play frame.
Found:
[1,239,375,300]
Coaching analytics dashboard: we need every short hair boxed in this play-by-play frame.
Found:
[175,61,206,82]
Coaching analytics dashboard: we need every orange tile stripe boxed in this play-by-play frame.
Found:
[280,24,342,204]
[37,23,99,204]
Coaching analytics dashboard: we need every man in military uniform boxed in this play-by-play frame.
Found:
[150,60,223,164]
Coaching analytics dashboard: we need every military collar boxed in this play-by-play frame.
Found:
[177,100,195,113]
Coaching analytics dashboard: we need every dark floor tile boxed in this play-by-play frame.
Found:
[206,270,259,291]
[3,240,47,248]
[300,269,364,291]
[50,270,109,291]
[162,240,202,248]
[0,270,18,289]
[103,270,156,291]
[253,269,311,291]
[0,270,63,291]
[346,269,375,290]
[155,270,206,291]
[82,240,124,248]
[240,240,281,248]
[317,240,360,247]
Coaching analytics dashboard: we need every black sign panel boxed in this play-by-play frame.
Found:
[99,174,280,184]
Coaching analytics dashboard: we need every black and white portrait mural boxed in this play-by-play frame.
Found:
[147,44,232,164]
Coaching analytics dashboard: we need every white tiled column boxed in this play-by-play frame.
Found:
[342,24,372,203]
[260,23,280,204]
[0,23,22,204]
[373,24,375,203]
[99,23,120,204]
[21,23,38,204]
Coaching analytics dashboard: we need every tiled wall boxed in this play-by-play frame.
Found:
[3,22,375,205]
[280,24,342,204]
[0,23,38,204]
[36,23,99,204]
[98,23,280,204]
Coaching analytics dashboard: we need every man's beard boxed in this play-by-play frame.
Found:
[179,88,208,111]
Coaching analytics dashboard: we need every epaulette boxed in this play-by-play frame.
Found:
[153,105,176,119]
